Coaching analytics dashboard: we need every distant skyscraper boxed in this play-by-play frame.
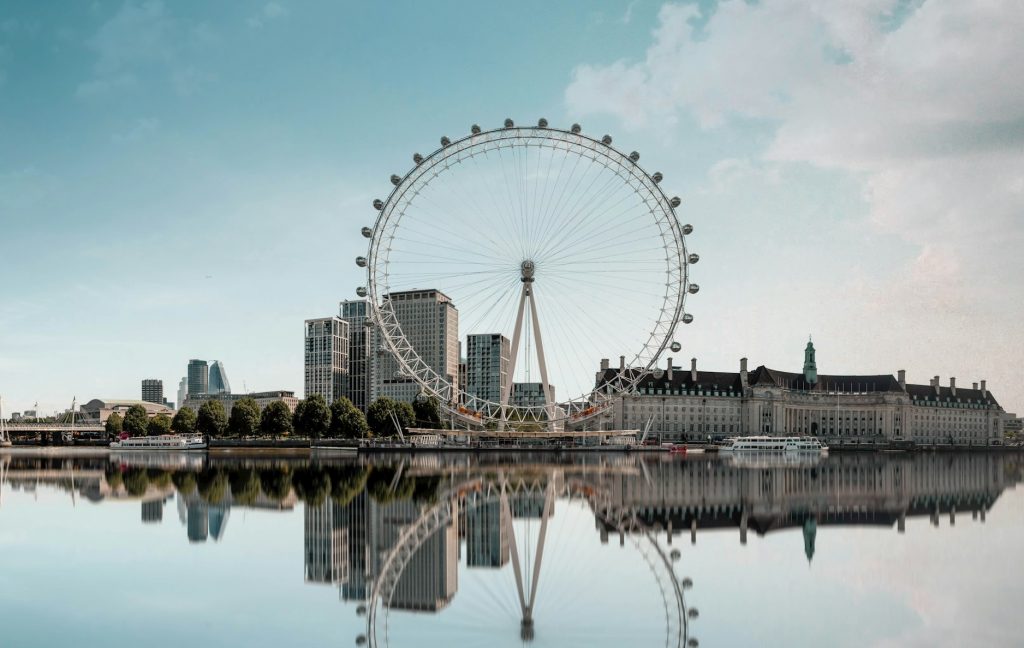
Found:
[305,317,349,404]
[208,361,231,395]
[141,379,163,405]
[177,378,187,411]
[187,359,209,397]
[340,300,372,411]
[512,382,556,408]
[466,334,510,404]
[372,289,459,404]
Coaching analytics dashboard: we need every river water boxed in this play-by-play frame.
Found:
[0,450,1021,647]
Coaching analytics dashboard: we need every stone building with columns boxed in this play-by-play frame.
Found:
[593,341,1008,445]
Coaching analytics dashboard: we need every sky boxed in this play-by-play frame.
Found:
[1,0,1022,416]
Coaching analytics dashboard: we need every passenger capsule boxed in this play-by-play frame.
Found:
[571,123,581,134]
[670,549,681,561]
[629,151,639,162]
[681,577,693,589]
[356,605,367,616]
[688,283,700,294]
[688,639,699,648]
[688,608,699,620]
[652,171,663,183]
[413,153,423,164]
[537,118,548,128]
[360,226,372,238]
[688,253,700,264]
[356,635,367,646]
[653,368,665,379]
[670,341,682,353]
[372,199,383,210]
[670,196,681,208]
[683,223,693,235]
[682,313,694,324]
[390,174,401,186]
[471,124,481,134]
[440,136,451,146]
[602,135,612,145]
[355,256,367,268]
[356,287,368,298]
[504,118,514,128]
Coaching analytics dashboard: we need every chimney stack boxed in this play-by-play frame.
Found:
[950,377,957,396]
[691,358,698,382]
[740,357,749,389]
[980,380,987,398]
[933,376,941,395]
[973,382,978,391]
[619,355,625,371]
[898,369,906,390]
[600,358,609,372]
[667,357,674,381]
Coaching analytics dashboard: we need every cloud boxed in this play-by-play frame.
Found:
[111,116,161,143]
[566,0,1024,410]
[247,2,290,29]
[77,1,216,98]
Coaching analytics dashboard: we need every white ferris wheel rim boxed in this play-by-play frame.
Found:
[361,121,694,424]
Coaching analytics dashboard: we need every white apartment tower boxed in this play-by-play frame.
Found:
[305,316,349,404]
[465,333,510,405]
[371,289,459,404]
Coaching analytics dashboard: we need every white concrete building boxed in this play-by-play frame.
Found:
[594,341,1008,445]
[305,316,349,404]
[371,289,459,404]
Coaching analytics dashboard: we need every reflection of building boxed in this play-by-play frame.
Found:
[187,359,209,397]
[340,300,373,412]
[305,316,349,404]
[466,334,510,404]
[305,500,349,584]
[596,341,1009,444]
[372,289,459,404]
[141,500,164,523]
[141,379,163,405]
[177,495,230,543]
[465,492,509,568]
[209,361,231,395]
[183,390,300,416]
[388,499,459,611]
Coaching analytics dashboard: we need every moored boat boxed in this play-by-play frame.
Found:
[719,436,828,455]
[109,433,207,451]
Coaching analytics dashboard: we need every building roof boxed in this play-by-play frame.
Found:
[904,383,999,407]
[747,366,904,393]
[80,399,173,413]
[597,367,745,392]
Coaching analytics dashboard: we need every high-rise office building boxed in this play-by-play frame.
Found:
[371,289,459,404]
[141,379,164,405]
[511,382,556,408]
[305,317,349,404]
[208,361,231,395]
[187,360,209,397]
[177,378,187,411]
[465,334,510,404]
[340,300,373,412]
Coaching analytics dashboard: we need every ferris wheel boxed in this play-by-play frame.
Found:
[356,119,698,428]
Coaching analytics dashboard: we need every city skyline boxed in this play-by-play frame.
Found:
[2,1,1022,417]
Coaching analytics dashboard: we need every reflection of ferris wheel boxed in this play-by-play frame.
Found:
[359,474,697,648]
[357,119,698,428]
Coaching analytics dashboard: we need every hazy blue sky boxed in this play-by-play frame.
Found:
[1,0,1022,415]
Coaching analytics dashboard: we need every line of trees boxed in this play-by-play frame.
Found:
[109,393,447,440]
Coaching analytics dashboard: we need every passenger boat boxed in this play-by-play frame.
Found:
[109,433,207,451]
[718,436,828,455]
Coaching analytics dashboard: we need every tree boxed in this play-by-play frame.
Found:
[105,412,123,436]
[367,397,414,437]
[147,414,172,437]
[228,397,261,438]
[196,400,227,438]
[171,407,197,435]
[413,396,442,429]
[331,397,371,439]
[259,401,294,438]
[296,394,331,439]
[291,400,307,436]
[123,404,149,437]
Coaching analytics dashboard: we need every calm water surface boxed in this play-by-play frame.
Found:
[1,450,1021,648]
